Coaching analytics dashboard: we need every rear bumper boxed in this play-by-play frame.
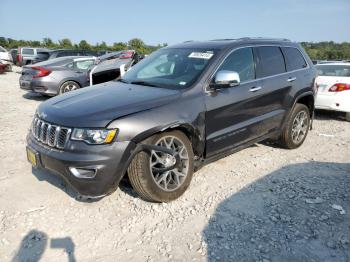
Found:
[19,77,58,95]
[315,92,350,113]
[27,134,136,197]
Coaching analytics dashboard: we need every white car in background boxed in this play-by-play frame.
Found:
[315,63,350,121]
[0,46,13,71]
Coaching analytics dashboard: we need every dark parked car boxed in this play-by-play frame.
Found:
[26,38,317,202]
[9,48,18,65]
[20,56,96,95]
[32,49,100,64]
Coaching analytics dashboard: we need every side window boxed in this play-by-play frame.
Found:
[218,48,255,82]
[75,60,94,71]
[56,51,68,58]
[282,47,307,71]
[22,48,34,55]
[256,46,286,78]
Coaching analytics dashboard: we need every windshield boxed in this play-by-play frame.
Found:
[121,48,217,88]
[316,64,350,77]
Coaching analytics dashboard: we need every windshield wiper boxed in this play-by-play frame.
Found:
[117,78,129,83]
[130,80,159,87]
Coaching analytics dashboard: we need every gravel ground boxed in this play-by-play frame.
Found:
[0,67,349,262]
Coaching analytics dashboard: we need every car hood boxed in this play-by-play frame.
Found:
[37,81,181,127]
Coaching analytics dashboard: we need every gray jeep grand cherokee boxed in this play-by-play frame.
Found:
[26,38,317,202]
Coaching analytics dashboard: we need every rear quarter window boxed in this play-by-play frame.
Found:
[22,49,35,55]
[282,47,307,71]
[256,46,286,78]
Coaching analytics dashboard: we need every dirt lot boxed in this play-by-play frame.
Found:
[0,67,349,262]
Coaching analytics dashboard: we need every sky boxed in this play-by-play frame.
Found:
[1,0,349,46]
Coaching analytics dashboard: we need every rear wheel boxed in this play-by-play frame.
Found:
[280,103,310,149]
[59,81,80,94]
[345,112,350,122]
[128,130,194,202]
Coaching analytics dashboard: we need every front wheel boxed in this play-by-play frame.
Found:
[280,103,310,149]
[128,130,194,202]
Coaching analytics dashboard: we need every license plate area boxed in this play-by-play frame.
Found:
[26,147,38,167]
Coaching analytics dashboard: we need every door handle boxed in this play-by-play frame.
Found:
[287,77,297,82]
[249,86,262,92]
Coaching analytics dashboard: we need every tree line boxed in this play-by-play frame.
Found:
[0,37,349,60]
[0,37,167,55]
[300,41,350,60]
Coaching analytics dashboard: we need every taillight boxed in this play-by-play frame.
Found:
[32,66,51,78]
[17,47,22,63]
[328,83,350,92]
[120,51,134,59]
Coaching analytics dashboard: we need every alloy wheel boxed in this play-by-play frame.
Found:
[149,136,189,192]
[291,110,308,144]
[62,83,79,93]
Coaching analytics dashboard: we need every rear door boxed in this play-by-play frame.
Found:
[254,46,291,128]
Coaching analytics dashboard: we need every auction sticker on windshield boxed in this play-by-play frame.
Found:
[188,52,213,59]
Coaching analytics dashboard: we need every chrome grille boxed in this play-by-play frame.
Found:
[31,117,71,149]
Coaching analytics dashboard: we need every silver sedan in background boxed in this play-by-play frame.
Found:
[19,56,96,96]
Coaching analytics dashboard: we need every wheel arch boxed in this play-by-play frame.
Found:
[280,91,315,134]
[132,123,203,158]
[295,93,314,117]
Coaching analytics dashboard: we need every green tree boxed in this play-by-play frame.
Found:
[78,40,91,50]
[42,37,55,48]
[112,42,127,51]
[128,38,147,53]
[58,38,73,48]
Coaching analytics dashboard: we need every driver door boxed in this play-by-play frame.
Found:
[205,47,268,157]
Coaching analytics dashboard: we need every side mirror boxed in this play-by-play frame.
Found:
[210,70,240,89]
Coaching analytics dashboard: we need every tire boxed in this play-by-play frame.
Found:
[280,103,310,149]
[345,112,350,122]
[5,64,12,72]
[128,130,194,202]
[59,81,80,94]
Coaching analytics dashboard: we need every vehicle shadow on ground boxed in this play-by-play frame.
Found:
[315,109,347,122]
[11,229,76,262]
[31,167,80,200]
[22,92,49,101]
[32,167,119,203]
[203,161,350,262]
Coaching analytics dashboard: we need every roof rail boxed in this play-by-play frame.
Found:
[237,37,291,42]
[210,37,291,42]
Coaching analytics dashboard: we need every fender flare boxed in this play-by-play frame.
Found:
[282,91,315,131]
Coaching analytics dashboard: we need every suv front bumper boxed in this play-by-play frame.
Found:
[26,134,136,198]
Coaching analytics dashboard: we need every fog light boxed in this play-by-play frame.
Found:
[69,167,96,179]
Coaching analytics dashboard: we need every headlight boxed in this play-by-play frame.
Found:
[71,128,117,144]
